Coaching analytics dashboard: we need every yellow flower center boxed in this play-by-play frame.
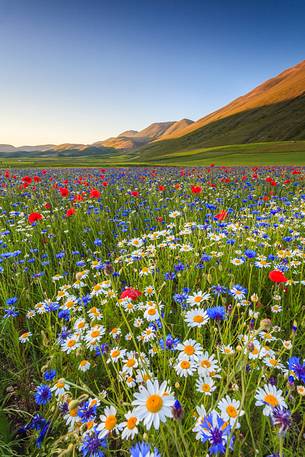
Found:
[127,416,137,429]
[91,330,100,338]
[146,394,163,413]
[111,350,120,358]
[70,408,78,417]
[226,405,238,418]
[193,315,204,323]
[126,359,136,367]
[201,359,211,368]
[105,415,117,430]
[264,394,279,407]
[67,339,76,348]
[194,296,202,303]
[180,360,191,369]
[202,383,211,392]
[184,345,195,356]
[148,308,157,316]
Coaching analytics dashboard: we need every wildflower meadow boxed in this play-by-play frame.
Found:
[1,166,305,457]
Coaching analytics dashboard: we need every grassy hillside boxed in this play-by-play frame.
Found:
[135,96,305,159]
[1,141,305,167]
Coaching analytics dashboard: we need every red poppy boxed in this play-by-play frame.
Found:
[22,176,32,184]
[44,202,52,210]
[120,287,142,300]
[156,216,163,222]
[4,170,10,178]
[41,169,47,175]
[90,188,101,198]
[28,212,43,224]
[33,176,41,183]
[131,191,139,197]
[66,208,76,217]
[268,270,288,283]
[191,185,202,194]
[215,210,228,221]
[59,187,69,197]
[102,181,108,187]
[158,185,166,191]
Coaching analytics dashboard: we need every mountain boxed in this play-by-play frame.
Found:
[136,60,305,158]
[158,119,194,139]
[93,120,194,151]
[0,144,54,153]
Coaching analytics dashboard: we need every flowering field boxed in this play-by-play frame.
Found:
[1,166,305,457]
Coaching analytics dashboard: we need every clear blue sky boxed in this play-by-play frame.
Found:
[1,0,305,146]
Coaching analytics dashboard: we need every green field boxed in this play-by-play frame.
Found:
[1,141,305,167]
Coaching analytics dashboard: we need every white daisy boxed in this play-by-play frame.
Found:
[97,405,120,438]
[132,380,175,430]
[184,308,209,328]
[120,410,139,439]
[218,395,244,427]
[255,384,287,416]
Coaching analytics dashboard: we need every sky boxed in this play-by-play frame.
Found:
[1,0,305,146]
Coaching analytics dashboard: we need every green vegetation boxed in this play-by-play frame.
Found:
[1,141,305,167]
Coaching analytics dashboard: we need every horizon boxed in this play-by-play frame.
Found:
[1,0,305,146]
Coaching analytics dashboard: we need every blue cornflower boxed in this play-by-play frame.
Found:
[44,369,56,381]
[174,262,185,272]
[3,307,19,318]
[22,414,50,448]
[159,334,180,351]
[80,428,107,457]
[164,272,176,280]
[78,400,98,423]
[211,285,228,296]
[230,284,247,301]
[201,411,233,454]
[58,309,70,321]
[34,384,52,406]
[6,296,17,305]
[172,399,184,420]
[207,306,226,321]
[173,291,188,307]
[129,441,161,457]
[94,239,103,246]
[244,249,257,258]
[271,407,291,434]
[288,357,305,382]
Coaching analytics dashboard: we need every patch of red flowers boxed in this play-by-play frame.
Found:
[59,187,69,197]
[66,208,76,217]
[268,270,288,283]
[28,212,43,224]
[90,188,101,198]
[215,210,228,221]
[191,185,202,194]
[120,287,142,300]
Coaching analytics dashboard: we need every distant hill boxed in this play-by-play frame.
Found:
[136,60,305,158]
[94,120,193,151]
[0,144,54,153]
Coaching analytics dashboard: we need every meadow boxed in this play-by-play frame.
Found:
[0,166,305,457]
